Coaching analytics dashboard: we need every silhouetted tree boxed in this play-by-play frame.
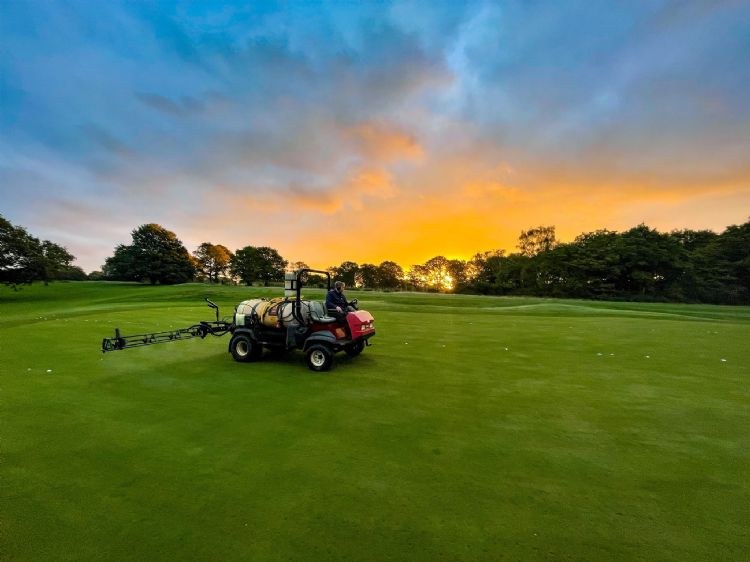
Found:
[415,256,452,291]
[356,263,379,288]
[103,224,194,284]
[407,263,429,291]
[329,261,359,287]
[375,260,404,289]
[615,224,687,298]
[1,214,76,287]
[697,220,750,304]
[230,246,287,286]
[446,259,469,291]
[518,226,557,257]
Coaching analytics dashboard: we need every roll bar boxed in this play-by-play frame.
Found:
[292,269,331,324]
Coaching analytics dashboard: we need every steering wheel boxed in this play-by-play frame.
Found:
[349,298,359,310]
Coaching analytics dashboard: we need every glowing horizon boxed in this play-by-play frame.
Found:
[2,1,749,273]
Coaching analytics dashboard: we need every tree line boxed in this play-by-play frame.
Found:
[2,214,748,304]
[0,214,84,287]
[97,224,288,286]
[96,223,405,289]
[460,223,750,305]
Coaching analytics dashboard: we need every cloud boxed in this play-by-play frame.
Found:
[82,126,136,158]
[1,1,749,272]
[346,122,423,163]
[135,93,206,117]
[220,168,398,214]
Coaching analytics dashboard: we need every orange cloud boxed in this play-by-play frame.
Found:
[346,122,423,163]
[72,136,750,273]
[461,180,526,202]
[210,168,398,215]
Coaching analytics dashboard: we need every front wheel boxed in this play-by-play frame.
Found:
[230,334,262,362]
[306,344,334,372]
[345,340,365,357]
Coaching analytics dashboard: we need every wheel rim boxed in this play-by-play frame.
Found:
[310,350,326,367]
[236,340,249,357]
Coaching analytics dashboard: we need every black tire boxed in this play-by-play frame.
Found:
[306,344,334,372]
[345,340,365,357]
[230,334,262,363]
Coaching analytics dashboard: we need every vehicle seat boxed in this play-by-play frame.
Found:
[310,301,338,324]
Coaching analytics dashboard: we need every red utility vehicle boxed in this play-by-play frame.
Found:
[101,269,376,372]
[228,269,375,370]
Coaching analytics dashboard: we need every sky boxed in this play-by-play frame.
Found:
[1,0,749,273]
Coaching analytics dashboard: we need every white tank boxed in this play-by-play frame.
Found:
[235,298,314,327]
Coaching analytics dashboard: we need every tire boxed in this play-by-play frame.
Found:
[306,344,334,372]
[230,334,262,363]
[345,340,365,357]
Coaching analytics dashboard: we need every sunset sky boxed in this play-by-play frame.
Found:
[2,0,749,273]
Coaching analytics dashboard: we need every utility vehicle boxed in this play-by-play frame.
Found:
[101,269,376,371]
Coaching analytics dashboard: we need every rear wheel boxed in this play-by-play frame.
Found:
[230,334,262,362]
[345,340,365,357]
[306,344,333,372]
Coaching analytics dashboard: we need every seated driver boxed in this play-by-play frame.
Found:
[326,280,355,318]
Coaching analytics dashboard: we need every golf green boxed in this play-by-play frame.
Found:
[2,282,749,560]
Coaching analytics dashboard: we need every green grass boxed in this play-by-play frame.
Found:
[2,282,749,560]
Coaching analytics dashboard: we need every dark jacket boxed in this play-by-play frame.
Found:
[326,288,348,311]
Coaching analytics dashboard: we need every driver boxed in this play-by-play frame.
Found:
[326,280,355,319]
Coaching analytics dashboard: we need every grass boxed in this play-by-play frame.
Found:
[2,282,749,560]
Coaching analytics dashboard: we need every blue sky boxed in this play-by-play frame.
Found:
[1,0,749,272]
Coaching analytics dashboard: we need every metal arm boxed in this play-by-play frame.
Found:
[101,299,232,353]
[206,298,219,322]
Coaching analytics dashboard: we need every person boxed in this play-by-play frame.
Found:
[326,280,355,319]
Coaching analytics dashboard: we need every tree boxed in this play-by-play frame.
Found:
[555,229,622,299]
[518,226,557,257]
[446,259,469,291]
[52,265,88,281]
[355,263,379,288]
[230,246,287,286]
[696,219,750,304]
[670,229,718,252]
[466,250,504,281]
[375,260,403,289]
[103,244,138,280]
[102,224,194,284]
[1,215,43,286]
[40,241,75,282]
[329,261,359,287]
[1,214,76,287]
[464,250,506,293]
[406,264,429,291]
[419,256,453,291]
[229,248,254,285]
[468,253,506,293]
[193,242,232,283]
[616,224,687,298]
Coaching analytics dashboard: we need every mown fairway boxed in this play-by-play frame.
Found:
[2,282,749,560]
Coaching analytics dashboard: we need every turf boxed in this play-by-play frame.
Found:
[1,282,749,560]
